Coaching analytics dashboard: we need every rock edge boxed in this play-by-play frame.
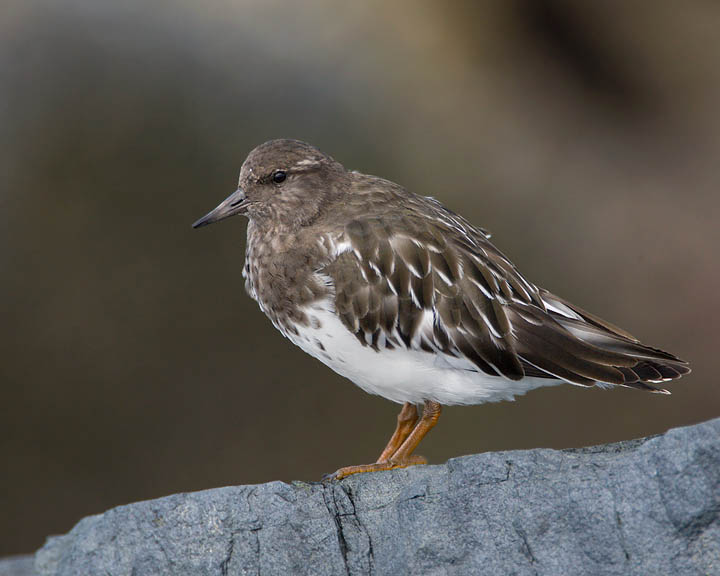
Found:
[28,418,720,575]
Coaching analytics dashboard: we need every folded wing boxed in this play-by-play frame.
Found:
[322,202,689,393]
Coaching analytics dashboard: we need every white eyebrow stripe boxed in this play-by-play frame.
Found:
[296,159,321,167]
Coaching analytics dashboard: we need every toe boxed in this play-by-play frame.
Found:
[322,456,428,481]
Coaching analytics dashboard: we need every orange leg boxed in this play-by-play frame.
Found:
[388,400,441,462]
[329,401,442,480]
[376,402,419,463]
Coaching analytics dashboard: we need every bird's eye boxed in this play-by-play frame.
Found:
[272,170,287,184]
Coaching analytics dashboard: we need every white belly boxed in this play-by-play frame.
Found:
[282,302,560,406]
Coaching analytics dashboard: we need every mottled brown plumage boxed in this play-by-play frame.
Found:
[193,139,690,478]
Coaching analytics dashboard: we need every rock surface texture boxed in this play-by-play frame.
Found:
[0,556,34,576]
[27,418,720,575]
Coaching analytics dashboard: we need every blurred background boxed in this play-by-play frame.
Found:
[2,0,719,556]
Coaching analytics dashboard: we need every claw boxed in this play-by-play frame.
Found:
[324,454,428,481]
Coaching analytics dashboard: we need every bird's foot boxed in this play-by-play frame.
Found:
[323,454,427,481]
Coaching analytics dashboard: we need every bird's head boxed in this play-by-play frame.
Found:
[192,139,346,230]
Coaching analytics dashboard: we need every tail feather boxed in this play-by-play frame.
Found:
[510,290,690,391]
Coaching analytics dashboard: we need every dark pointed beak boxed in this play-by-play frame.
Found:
[192,188,247,229]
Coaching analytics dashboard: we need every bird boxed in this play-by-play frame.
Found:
[192,139,690,480]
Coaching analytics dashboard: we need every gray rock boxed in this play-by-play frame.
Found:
[34,418,720,576]
[0,555,35,576]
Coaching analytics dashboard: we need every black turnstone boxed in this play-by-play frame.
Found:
[193,139,690,479]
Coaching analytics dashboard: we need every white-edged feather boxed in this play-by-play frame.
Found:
[281,299,560,405]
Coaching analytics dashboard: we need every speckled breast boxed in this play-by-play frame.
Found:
[243,222,332,336]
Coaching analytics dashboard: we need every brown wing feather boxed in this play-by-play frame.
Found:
[322,197,689,392]
[323,215,525,380]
